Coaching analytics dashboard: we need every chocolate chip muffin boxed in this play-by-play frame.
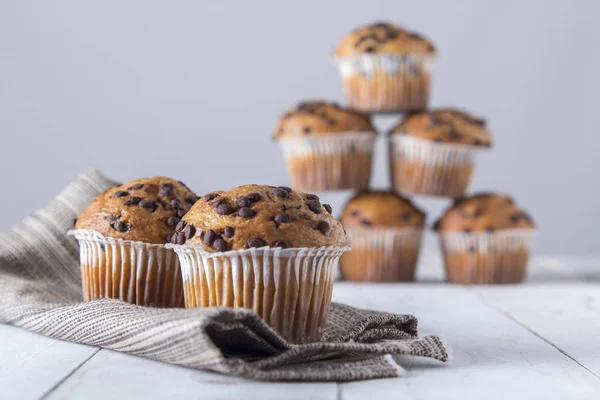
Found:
[339,191,425,282]
[334,21,436,112]
[275,101,376,191]
[71,177,199,307]
[389,108,492,198]
[434,193,536,284]
[168,184,349,344]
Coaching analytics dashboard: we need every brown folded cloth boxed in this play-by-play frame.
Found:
[0,169,449,382]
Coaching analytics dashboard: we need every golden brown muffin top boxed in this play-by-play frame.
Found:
[433,193,535,232]
[274,101,375,139]
[340,191,426,228]
[74,177,199,244]
[175,184,347,252]
[390,109,492,147]
[335,21,435,57]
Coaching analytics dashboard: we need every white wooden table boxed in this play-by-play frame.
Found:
[1,254,599,400]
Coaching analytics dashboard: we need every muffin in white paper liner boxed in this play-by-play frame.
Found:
[278,132,375,192]
[389,135,482,198]
[439,229,535,284]
[168,244,349,344]
[68,229,184,307]
[340,227,423,282]
[334,54,435,113]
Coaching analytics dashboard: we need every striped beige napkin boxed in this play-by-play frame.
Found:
[0,169,449,382]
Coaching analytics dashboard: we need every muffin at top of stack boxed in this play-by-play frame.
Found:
[340,190,426,228]
[390,109,492,147]
[334,21,436,113]
[177,184,347,252]
[335,21,435,56]
[75,177,199,244]
[274,100,375,138]
[433,192,535,232]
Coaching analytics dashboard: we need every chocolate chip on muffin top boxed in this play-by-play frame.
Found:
[335,21,436,57]
[433,192,535,232]
[390,108,492,147]
[274,101,375,139]
[340,191,426,228]
[178,184,347,252]
[74,177,199,244]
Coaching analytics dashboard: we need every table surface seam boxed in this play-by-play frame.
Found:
[38,347,101,400]
[472,289,600,381]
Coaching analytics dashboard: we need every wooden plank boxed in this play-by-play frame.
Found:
[475,283,600,379]
[0,324,99,400]
[334,283,600,400]
[45,348,338,400]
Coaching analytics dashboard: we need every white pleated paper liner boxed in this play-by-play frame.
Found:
[167,244,350,344]
[438,229,536,284]
[68,229,184,307]
[340,227,423,282]
[334,54,436,113]
[389,135,484,198]
[278,132,376,192]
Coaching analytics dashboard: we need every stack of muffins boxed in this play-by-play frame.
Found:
[274,21,536,285]
[67,20,537,347]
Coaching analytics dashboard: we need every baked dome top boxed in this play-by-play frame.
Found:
[434,192,535,232]
[176,184,347,252]
[390,109,492,147]
[74,177,199,244]
[274,101,374,138]
[335,21,435,57]
[340,190,426,228]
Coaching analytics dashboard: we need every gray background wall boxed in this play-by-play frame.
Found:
[1,0,598,256]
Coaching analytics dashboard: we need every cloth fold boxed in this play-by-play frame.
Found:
[0,169,449,382]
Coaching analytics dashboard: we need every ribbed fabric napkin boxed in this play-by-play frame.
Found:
[0,169,449,382]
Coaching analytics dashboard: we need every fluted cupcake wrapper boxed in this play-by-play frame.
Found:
[278,133,375,192]
[334,54,435,113]
[69,229,184,307]
[168,245,350,344]
[341,227,423,282]
[389,135,482,198]
[439,229,536,284]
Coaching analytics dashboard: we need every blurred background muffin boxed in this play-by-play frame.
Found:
[389,108,491,198]
[334,21,436,113]
[339,190,425,282]
[71,177,198,307]
[274,100,376,191]
[168,184,349,343]
[433,192,535,284]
